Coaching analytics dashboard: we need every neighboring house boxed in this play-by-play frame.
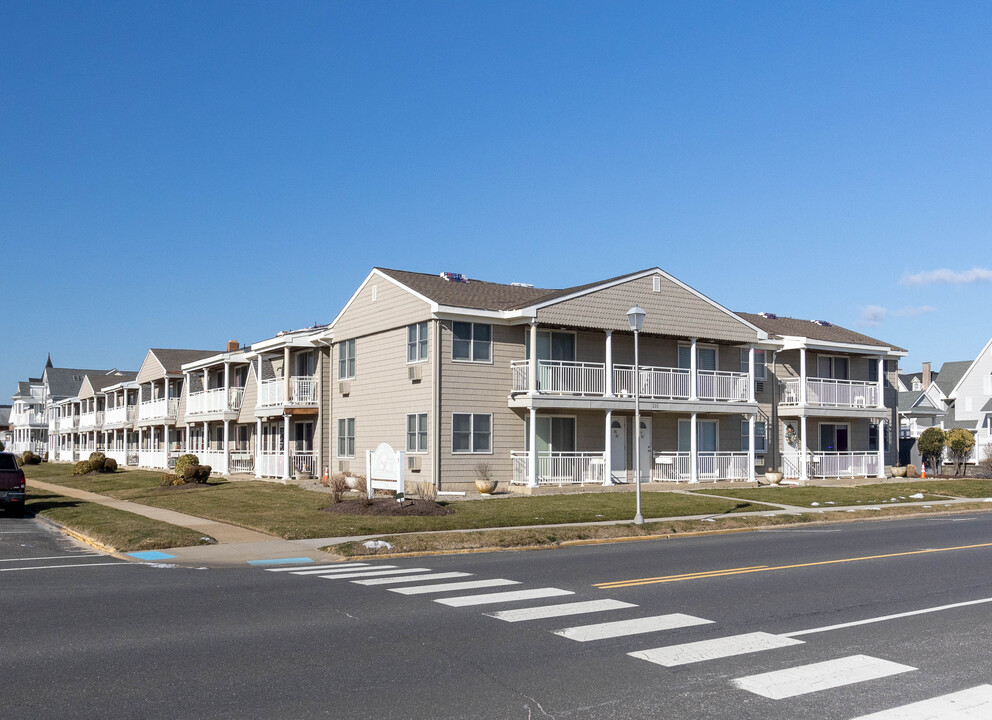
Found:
[101,379,141,468]
[0,404,13,450]
[9,378,47,455]
[317,267,904,491]
[42,359,128,461]
[75,371,138,458]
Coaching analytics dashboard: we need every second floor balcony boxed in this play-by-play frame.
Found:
[187,386,245,416]
[510,360,750,404]
[781,378,881,409]
[11,410,48,427]
[59,416,79,432]
[257,375,318,408]
[105,405,137,426]
[139,397,179,422]
[79,411,105,430]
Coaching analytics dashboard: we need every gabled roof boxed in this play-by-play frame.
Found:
[374,267,561,312]
[934,361,971,396]
[43,367,121,401]
[982,399,992,412]
[79,371,138,398]
[898,391,944,414]
[945,337,992,399]
[149,349,217,373]
[735,313,905,352]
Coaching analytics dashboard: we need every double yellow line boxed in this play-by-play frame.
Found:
[594,541,992,589]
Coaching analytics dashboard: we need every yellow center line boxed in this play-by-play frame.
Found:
[595,541,992,589]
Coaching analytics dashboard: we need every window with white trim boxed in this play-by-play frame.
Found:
[337,418,355,457]
[407,413,428,453]
[407,322,429,363]
[679,345,716,371]
[452,322,492,362]
[451,413,491,453]
[817,354,850,380]
[338,339,356,380]
[739,348,767,380]
[741,420,767,453]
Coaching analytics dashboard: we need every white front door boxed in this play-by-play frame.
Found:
[610,417,626,481]
[638,417,653,482]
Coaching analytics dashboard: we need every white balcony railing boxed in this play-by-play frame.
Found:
[258,451,286,477]
[782,379,880,408]
[292,451,316,476]
[11,411,47,427]
[510,451,605,486]
[783,451,880,479]
[258,376,317,407]
[139,398,179,421]
[79,412,105,430]
[59,417,79,432]
[197,450,226,470]
[138,450,168,468]
[511,360,748,403]
[653,452,750,482]
[105,406,136,426]
[230,452,254,474]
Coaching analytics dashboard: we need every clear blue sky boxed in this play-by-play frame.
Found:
[3,1,991,393]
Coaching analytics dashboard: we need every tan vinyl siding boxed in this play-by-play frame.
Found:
[333,275,433,341]
[135,350,167,384]
[332,326,434,483]
[237,366,258,424]
[536,274,759,344]
[176,385,188,425]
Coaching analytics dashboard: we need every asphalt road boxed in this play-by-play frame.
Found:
[5,512,992,719]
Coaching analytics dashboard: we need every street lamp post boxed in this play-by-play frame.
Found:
[627,305,646,525]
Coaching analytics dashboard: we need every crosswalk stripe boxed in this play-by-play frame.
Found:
[390,579,520,595]
[289,565,390,575]
[318,568,431,580]
[436,588,573,607]
[732,655,916,699]
[353,572,472,586]
[629,632,803,667]
[266,564,371,573]
[848,684,992,719]
[555,613,714,642]
[486,599,636,622]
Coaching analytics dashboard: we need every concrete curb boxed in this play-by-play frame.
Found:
[30,510,132,561]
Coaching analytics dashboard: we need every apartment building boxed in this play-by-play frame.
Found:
[8,378,47,456]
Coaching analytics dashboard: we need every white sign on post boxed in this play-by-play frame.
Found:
[366,442,405,503]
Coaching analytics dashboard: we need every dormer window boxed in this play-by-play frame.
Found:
[912,378,922,391]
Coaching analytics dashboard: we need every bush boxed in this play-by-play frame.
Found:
[102,457,118,473]
[413,481,438,502]
[918,427,946,475]
[946,428,977,476]
[73,460,94,475]
[182,464,211,483]
[20,451,40,465]
[174,454,199,479]
[88,452,106,472]
[330,473,349,503]
[43,452,49,462]
[906,463,918,478]
[161,473,179,486]
[976,444,992,479]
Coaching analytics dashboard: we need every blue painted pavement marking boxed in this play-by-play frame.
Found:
[128,551,177,561]
[247,557,314,566]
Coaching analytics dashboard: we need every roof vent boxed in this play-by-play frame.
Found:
[759,312,778,319]
[510,282,534,288]
[440,272,468,283]
[812,320,832,327]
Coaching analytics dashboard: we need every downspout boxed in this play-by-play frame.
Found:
[771,350,779,470]
[433,318,442,490]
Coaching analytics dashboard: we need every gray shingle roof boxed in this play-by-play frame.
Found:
[735,313,906,351]
[85,371,138,393]
[149,349,218,373]
[44,367,121,400]
[934,361,971,396]
[898,391,943,413]
[982,399,992,412]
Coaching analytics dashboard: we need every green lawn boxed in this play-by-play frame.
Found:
[693,479,992,507]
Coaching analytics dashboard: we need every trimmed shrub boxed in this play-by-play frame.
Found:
[182,464,212,483]
[174,454,199,479]
[946,428,977,476]
[160,473,186,487]
[73,460,94,475]
[102,457,118,473]
[88,452,106,472]
[918,427,946,475]
[21,451,41,465]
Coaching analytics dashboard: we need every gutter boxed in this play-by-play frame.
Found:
[433,318,442,490]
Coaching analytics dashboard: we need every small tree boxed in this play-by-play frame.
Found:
[917,427,946,475]
[945,428,977,476]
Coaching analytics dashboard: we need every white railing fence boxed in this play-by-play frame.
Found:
[230,452,254,474]
[783,451,880,479]
[291,451,316,476]
[783,379,880,408]
[290,376,318,404]
[258,379,285,407]
[139,398,180,420]
[258,452,286,477]
[697,370,749,402]
[509,451,605,485]
[653,452,749,482]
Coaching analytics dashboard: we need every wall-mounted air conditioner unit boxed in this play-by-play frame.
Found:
[338,382,351,396]
[407,455,421,471]
[408,365,422,381]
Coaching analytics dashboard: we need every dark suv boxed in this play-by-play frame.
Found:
[0,452,27,516]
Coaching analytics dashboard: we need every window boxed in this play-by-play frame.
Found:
[452,413,491,453]
[819,423,849,452]
[452,322,492,362]
[741,420,767,453]
[817,355,849,380]
[868,360,879,383]
[868,423,879,452]
[338,339,356,379]
[294,421,314,452]
[407,322,429,363]
[678,420,718,452]
[525,416,576,452]
[295,351,315,377]
[739,348,767,380]
[525,331,575,361]
[679,345,716,371]
[337,418,355,457]
[407,413,428,452]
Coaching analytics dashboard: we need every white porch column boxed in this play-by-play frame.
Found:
[748,346,756,403]
[876,419,886,478]
[748,414,756,483]
[223,419,230,475]
[604,331,614,397]
[203,368,209,403]
[203,421,208,456]
[255,419,262,478]
[528,322,538,394]
[224,362,231,410]
[799,415,809,483]
[163,424,169,466]
[283,347,291,402]
[689,338,699,401]
[527,407,538,487]
[876,356,885,408]
[282,414,291,481]
[138,427,143,460]
[690,412,699,483]
[603,410,613,486]
[800,348,808,405]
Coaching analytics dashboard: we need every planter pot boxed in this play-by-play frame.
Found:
[763,471,783,485]
[475,479,498,494]
[345,476,358,490]
[891,466,907,478]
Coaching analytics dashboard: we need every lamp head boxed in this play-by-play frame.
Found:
[626,305,646,332]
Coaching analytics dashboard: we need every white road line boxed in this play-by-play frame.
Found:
[0,562,130,572]
[318,568,431,580]
[289,565,390,575]
[555,613,714,642]
[486,599,636,622]
[390,579,520,595]
[630,632,804,667]
[0,554,101,563]
[266,563,372,573]
[353,572,472,586]
[436,588,574,607]
[849,684,992,719]
[733,655,915,699]
[783,597,992,638]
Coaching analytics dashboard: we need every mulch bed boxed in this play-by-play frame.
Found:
[322,497,454,517]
